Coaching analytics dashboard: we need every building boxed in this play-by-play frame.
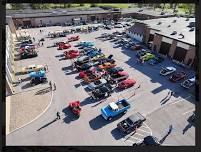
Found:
[121,8,175,20]
[6,8,121,28]
[6,17,17,96]
[127,16,195,68]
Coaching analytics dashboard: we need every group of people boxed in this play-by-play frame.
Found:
[49,81,56,91]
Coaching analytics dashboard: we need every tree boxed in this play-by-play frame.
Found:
[80,3,84,6]
[90,3,96,7]
[173,3,178,13]
[67,3,71,8]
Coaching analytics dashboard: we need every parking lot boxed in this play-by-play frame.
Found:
[6,24,195,146]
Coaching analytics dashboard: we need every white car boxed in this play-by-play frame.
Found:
[21,64,45,74]
[114,24,123,28]
[181,77,195,89]
[86,78,107,90]
[160,67,176,76]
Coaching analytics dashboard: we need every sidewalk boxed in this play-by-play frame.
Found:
[6,96,11,135]
[9,87,52,133]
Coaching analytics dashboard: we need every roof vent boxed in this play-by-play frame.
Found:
[178,33,185,39]
[138,9,143,12]
[167,25,171,27]
[172,19,177,23]
[157,21,162,25]
[189,27,195,32]
[170,31,177,35]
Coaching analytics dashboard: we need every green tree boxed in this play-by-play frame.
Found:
[90,3,96,7]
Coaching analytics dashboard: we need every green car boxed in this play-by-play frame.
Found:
[140,53,155,61]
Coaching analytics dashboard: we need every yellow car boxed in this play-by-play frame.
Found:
[21,64,45,74]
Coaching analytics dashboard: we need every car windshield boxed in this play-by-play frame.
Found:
[125,118,134,126]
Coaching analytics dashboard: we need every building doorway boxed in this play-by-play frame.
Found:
[159,42,171,56]
[173,47,187,62]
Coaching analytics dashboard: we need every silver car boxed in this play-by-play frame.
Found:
[86,78,107,90]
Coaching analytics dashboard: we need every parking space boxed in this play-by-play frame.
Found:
[8,23,195,145]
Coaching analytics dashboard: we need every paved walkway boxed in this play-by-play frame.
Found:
[6,96,11,135]
[9,87,52,133]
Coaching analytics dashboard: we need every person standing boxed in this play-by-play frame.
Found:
[49,81,52,90]
[56,112,60,120]
[170,91,174,96]
[53,83,56,91]
[33,37,35,42]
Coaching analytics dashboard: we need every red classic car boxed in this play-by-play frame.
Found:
[64,50,80,59]
[169,71,186,82]
[58,43,71,50]
[79,67,106,78]
[118,79,136,89]
[68,36,80,42]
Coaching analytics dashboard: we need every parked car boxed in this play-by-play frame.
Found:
[58,43,71,50]
[30,76,47,86]
[107,67,124,76]
[181,77,195,89]
[117,112,146,134]
[110,71,129,82]
[83,73,102,83]
[140,53,155,61]
[118,79,136,89]
[87,78,107,90]
[76,62,99,71]
[68,35,80,42]
[20,51,38,59]
[160,67,176,76]
[101,99,131,120]
[114,24,123,28]
[148,56,164,65]
[21,64,45,74]
[74,55,91,67]
[169,71,187,82]
[98,62,117,69]
[133,136,161,146]
[136,49,151,58]
[29,70,46,78]
[132,44,142,50]
[91,84,114,100]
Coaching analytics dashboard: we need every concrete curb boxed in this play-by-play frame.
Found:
[7,89,54,135]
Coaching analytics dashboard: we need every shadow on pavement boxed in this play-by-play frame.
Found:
[75,75,81,80]
[65,70,78,75]
[62,107,79,124]
[89,113,124,130]
[62,66,73,71]
[80,97,94,106]
[37,118,57,131]
[55,54,64,58]
[111,128,126,140]
[21,82,33,89]
[35,87,51,95]
[74,83,81,88]
[22,76,31,82]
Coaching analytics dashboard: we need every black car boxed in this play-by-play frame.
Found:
[97,58,115,65]
[30,77,47,86]
[133,136,161,146]
[20,51,38,59]
[76,62,99,71]
[107,67,124,75]
[136,49,151,58]
[74,56,91,67]
[105,26,112,30]
[91,84,114,100]
[117,112,146,134]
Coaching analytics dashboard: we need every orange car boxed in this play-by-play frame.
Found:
[83,73,101,83]
[98,62,116,69]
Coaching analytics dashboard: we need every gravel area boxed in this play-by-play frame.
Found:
[9,87,52,132]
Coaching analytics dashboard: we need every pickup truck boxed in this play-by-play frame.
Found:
[101,99,131,120]
[117,112,146,134]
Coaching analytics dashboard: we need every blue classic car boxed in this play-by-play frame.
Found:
[29,70,46,78]
[77,41,95,47]
[101,99,131,120]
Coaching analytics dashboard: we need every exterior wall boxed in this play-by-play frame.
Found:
[184,45,196,66]
[152,34,162,52]
[168,40,177,58]
[6,16,17,35]
[126,30,143,42]
[144,27,151,44]
[34,15,88,25]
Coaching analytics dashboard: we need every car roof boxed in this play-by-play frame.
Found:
[189,77,195,82]
[143,136,159,145]
[118,71,128,76]
[166,67,176,70]
[128,112,146,123]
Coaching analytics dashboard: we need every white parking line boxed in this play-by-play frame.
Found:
[140,125,150,130]
[137,129,151,134]
[134,133,144,136]
[182,109,195,115]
